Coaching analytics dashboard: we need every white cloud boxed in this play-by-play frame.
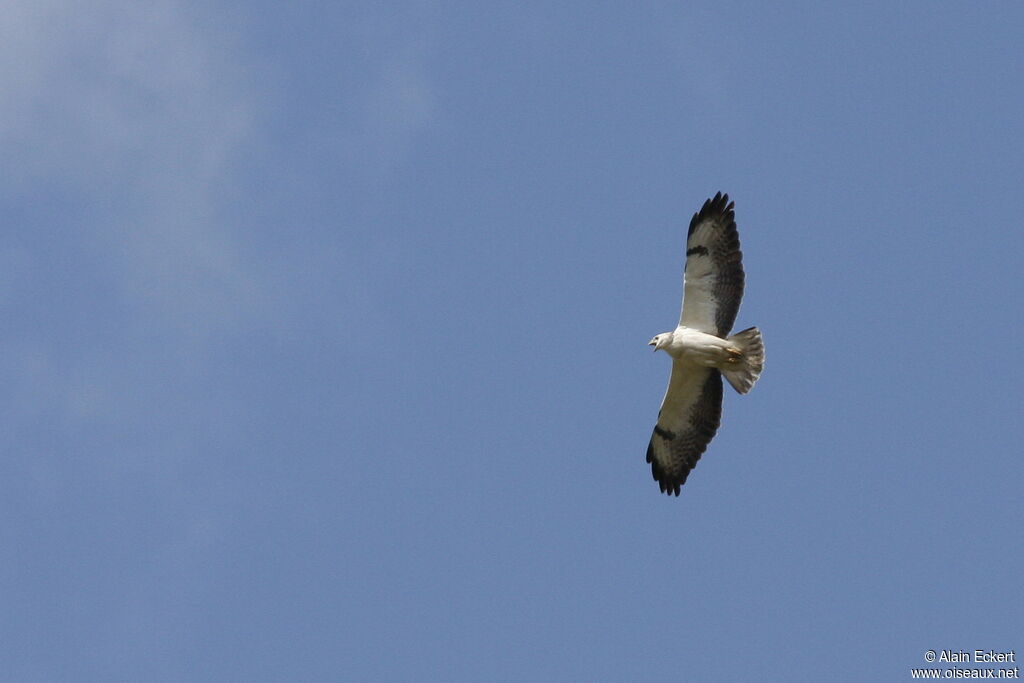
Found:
[359,42,436,181]
[1,0,257,333]
[0,1,261,592]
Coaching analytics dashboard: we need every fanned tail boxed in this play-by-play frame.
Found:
[722,327,764,394]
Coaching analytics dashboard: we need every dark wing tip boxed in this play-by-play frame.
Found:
[687,191,735,237]
[661,479,683,496]
[655,471,688,497]
[646,435,693,496]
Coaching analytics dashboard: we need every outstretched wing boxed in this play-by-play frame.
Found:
[646,361,723,496]
[679,192,744,337]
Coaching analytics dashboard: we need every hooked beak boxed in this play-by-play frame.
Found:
[648,339,657,351]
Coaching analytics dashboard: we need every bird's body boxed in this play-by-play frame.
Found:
[652,326,739,368]
[645,192,764,496]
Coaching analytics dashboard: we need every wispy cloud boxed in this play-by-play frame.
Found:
[0,4,262,634]
[358,42,436,182]
[2,0,257,334]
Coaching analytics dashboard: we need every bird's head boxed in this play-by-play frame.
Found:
[648,333,670,352]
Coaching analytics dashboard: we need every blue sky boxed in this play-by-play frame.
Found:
[3,2,1022,681]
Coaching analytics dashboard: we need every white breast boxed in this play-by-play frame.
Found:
[668,327,730,366]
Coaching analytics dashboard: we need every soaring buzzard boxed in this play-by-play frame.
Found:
[646,192,764,495]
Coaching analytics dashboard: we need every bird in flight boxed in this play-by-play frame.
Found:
[646,192,764,495]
